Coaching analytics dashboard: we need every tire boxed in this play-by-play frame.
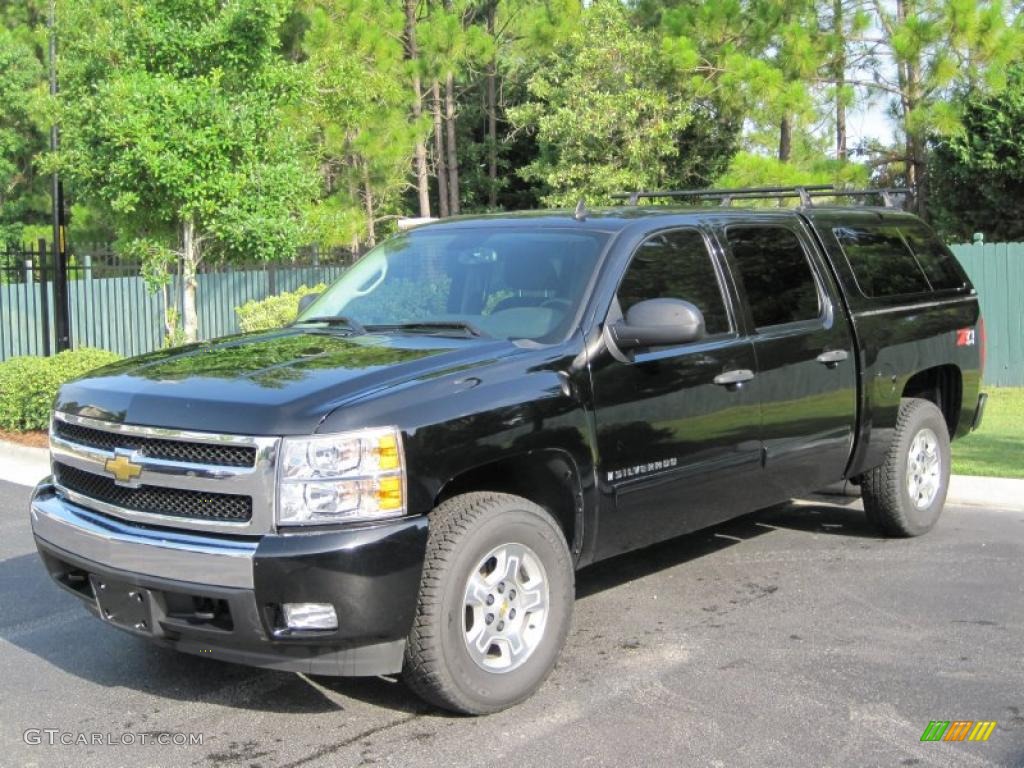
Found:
[861,397,951,537]
[403,492,574,715]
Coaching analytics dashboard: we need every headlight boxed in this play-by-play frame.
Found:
[277,428,405,526]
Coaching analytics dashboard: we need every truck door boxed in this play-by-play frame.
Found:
[590,227,763,559]
[717,220,857,499]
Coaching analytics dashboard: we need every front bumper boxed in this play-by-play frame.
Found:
[30,479,428,676]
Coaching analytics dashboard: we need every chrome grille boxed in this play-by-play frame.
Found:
[54,462,252,522]
[49,412,279,535]
[53,420,256,467]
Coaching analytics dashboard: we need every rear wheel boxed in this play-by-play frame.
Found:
[861,397,951,537]
[403,492,574,714]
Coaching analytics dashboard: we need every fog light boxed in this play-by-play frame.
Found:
[282,603,338,630]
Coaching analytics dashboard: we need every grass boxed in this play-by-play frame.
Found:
[952,388,1024,478]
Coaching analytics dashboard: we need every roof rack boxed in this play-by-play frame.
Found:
[611,185,910,208]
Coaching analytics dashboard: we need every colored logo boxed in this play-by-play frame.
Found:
[956,328,976,346]
[104,452,143,486]
[920,721,997,742]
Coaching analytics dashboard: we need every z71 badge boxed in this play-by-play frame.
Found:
[956,328,976,346]
[607,458,678,483]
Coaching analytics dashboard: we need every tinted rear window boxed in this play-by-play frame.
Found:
[899,224,968,291]
[832,226,931,297]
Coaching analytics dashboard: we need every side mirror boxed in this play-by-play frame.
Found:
[297,293,321,315]
[609,298,705,350]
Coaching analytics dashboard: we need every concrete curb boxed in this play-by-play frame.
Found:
[0,440,49,489]
[1,437,1022,511]
[947,475,1024,512]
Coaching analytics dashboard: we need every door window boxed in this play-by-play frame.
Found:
[725,226,821,328]
[617,229,731,336]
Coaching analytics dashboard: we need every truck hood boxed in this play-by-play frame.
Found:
[55,328,523,435]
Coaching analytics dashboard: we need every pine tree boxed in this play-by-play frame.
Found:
[851,0,1023,215]
[303,0,415,246]
[510,1,731,205]
[405,0,432,218]
[0,1,50,244]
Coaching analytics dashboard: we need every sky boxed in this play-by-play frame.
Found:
[848,100,896,146]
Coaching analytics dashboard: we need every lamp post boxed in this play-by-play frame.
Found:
[48,0,71,352]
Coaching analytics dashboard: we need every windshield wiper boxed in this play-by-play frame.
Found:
[294,315,367,334]
[366,321,489,338]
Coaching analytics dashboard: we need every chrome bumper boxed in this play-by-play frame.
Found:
[30,480,257,589]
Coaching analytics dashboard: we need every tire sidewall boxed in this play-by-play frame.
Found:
[895,402,951,535]
[436,505,573,713]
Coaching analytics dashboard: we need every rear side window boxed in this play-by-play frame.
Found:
[899,224,968,291]
[725,226,821,328]
[618,229,730,335]
[832,225,931,297]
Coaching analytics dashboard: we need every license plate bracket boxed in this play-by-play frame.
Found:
[90,576,153,634]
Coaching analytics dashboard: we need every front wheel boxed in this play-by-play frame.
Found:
[861,397,951,537]
[403,492,574,714]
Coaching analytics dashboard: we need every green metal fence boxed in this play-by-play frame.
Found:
[4,241,1022,384]
[1,247,348,361]
[951,242,1024,387]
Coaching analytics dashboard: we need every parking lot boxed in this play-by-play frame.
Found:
[2,477,1022,768]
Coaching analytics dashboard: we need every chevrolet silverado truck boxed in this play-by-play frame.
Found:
[30,186,986,714]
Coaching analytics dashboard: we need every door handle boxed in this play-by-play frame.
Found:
[816,349,849,367]
[713,369,755,387]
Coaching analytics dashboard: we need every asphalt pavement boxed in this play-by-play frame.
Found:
[1,478,1022,768]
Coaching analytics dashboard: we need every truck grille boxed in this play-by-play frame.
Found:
[54,463,253,522]
[50,413,279,534]
[53,420,256,468]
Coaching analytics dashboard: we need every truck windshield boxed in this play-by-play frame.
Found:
[296,227,609,342]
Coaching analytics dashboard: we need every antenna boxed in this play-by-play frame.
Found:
[574,199,588,221]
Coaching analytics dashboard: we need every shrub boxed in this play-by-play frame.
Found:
[235,284,326,333]
[0,348,122,432]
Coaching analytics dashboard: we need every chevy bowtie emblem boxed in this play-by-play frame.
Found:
[105,452,142,485]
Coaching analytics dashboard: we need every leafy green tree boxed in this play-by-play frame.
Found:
[420,0,471,216]
[850,0,1023,215]
[415,0,577,214]
[302,0,416,248]
[715,151,869,194]
[49,0,317,342]
[929,65,1024,242]
[820,0,871,160]
[454,0,577,210]
[509,1,734,206]
[658,0,817,162]
[404,0,432,218]
[0,6,48,244]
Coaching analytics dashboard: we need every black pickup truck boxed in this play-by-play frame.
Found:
[30,187,986,714]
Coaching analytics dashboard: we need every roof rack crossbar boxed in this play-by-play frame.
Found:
[614,186,910,209]
[615,185,833,205]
